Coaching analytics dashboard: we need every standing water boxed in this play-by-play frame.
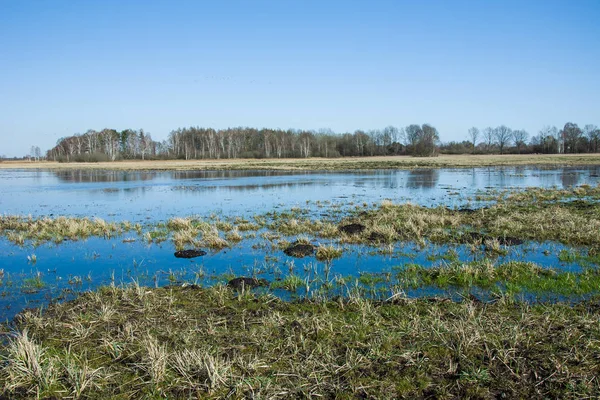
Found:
[0,166,599,319]
[1,166,598,221]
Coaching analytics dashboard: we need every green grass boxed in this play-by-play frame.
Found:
[394,260,600,296]
[558,248,600,266]
[271,274,304,291]
[20,274,46,294]
[2,284,600,398]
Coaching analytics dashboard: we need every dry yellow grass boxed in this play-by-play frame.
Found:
[3,154,600,171]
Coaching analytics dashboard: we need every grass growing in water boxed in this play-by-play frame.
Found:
[394,260,600,297]
[4,184,600,250]
[315,245,343,262]
[20,273,45,294]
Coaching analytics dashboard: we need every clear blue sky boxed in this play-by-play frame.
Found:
[1,0,599,157]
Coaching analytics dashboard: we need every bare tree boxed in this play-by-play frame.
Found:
[483,127,494,152]
[493,126,512,155]
[405,124,422,150]
[45,121,600,162]
[29,145,41,161]
[560,122,582,153]
[467,127,479,153]
[511,129,529,154]
[139,130,154,160]
[382,126,397,146]
[536,126,559,153]
[584,124,599,153]
[404,124,439,157]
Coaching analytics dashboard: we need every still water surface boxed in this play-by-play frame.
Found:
[0,166,599,319]
[1,166,598,220]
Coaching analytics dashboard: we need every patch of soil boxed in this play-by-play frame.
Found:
[450,206,488,214]
[467,293,482,304]
[227,277,269,290]
[498,237,524,246]
[284,242,315,258]
[174,249,207,259]
[368,231,388,242]
[339,223,366,235]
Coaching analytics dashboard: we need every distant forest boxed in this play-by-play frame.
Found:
[43,122,600,162]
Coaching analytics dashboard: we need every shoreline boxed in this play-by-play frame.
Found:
[3,154,600,171]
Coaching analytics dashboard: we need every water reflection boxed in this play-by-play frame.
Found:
[171,181,319,193]
[406,169,440,189]
[93,186,151,195]
[560,170,579,188]
[0,166,598,221]
[54,170,156,183]
[53,169,339,183]
[46,167,600,190]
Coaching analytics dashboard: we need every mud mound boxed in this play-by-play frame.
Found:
[284,242,315,258]
[339,223,366,235]
[227,277,268,290]
[174,249,207,259]
[498,237,524,246]
[368,231,388,242]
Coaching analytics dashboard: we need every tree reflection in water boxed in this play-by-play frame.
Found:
[406,169,439,189]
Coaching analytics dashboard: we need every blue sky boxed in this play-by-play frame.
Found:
[1,0,599,157]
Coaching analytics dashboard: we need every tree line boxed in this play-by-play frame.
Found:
[444,123,600,155]
[44,122,598,162]
[45,124,439,161]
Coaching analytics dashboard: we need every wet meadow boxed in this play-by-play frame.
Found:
[1,165,600,398]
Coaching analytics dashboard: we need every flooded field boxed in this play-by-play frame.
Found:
[2,166,599,220]
[1,166,600,320]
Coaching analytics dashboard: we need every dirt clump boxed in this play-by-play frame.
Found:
[227,277,269,290]
[174,249,207,258]
[368,231,388,242]
[284,242,315,258]
[498,237,524,246]
[339,223,366,235]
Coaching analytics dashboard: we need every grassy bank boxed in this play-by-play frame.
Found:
[2,154,600,171]
[2,284,600,399]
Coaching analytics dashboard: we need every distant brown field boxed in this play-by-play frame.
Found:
[2,154,600,171]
